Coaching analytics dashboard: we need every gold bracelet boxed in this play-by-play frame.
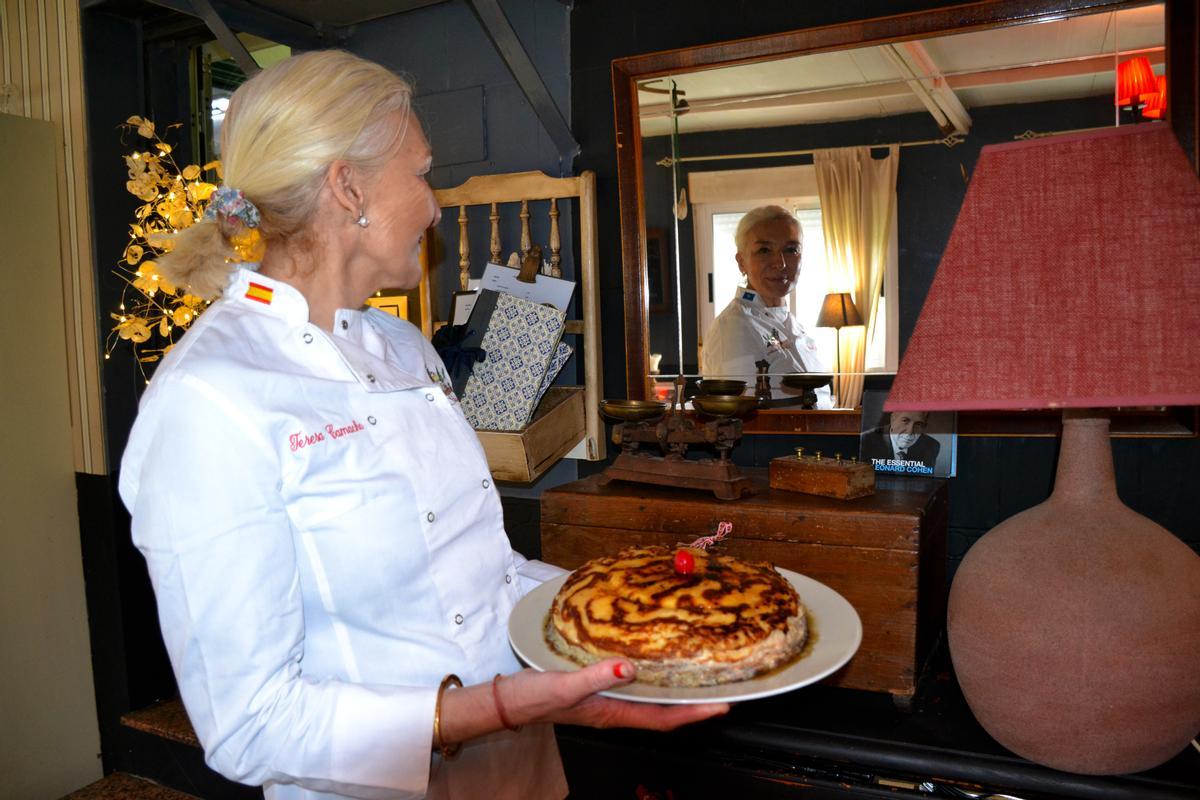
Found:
[432,673,463,760]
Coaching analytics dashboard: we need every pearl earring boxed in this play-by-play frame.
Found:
[355,209,369,228]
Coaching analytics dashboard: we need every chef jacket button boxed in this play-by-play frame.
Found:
[425,392,435,402]
[426,511,435,523]
[367,416,377,425]
[482,479,490,489]
[454,614,464,625]
[340,319,348,330]
[302,333,313,344]
[505,574,512,584]
[367,374,376,383]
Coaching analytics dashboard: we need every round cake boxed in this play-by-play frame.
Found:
[545,546,807,687]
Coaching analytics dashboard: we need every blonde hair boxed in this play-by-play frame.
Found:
[734,204,802,256]
[158,50,414,298]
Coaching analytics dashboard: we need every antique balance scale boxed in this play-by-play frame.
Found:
[597,79,849,500]
[598,370,834,500]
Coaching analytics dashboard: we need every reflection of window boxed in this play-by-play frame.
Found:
[700,201,833,369]
[194,36,290,165]
[690,163,897,373]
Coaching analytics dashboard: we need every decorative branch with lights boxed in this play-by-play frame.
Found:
[106,116,227,381]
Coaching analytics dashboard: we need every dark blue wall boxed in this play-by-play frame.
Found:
[348,0,574,327]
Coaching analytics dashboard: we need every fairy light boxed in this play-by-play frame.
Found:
[108,115,226,384]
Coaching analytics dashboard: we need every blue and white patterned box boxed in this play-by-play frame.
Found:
[535,342,574,407]
[460,292,566,431]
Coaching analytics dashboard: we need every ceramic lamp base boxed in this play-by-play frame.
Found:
[948,410,1200,774]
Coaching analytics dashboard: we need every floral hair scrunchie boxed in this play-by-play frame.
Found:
[205,186,261,229]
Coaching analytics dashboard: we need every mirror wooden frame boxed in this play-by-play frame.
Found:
[612,0,1199,437]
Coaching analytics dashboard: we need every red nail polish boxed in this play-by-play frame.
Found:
[614,663,629,679]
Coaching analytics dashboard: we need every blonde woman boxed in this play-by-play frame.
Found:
[120,51,725,800]
[701,205,830,405]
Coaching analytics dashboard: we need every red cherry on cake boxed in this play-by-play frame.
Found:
[673,549,695,575]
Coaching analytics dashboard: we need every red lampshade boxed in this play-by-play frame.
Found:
[887,124,1200,412]
[1115,56,1157,107]
[1142,74,1168,119]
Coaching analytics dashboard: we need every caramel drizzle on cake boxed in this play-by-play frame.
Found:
[550,546,799,662]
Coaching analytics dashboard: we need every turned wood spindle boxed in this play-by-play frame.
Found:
[456,205,470,291]
[489,202,501,264]
[549,198,562,278]
[519,200,532,261]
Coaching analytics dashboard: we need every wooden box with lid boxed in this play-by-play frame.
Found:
[540,469,948,706]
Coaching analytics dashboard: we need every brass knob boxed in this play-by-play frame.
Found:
[795,447,805,459]
[835,453,842,462]
[815,451,822,460]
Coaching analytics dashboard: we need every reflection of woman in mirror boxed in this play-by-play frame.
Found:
[700,205,830,406]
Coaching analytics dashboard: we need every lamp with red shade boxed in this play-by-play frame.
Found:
[1116,55,1158,121]
[1143,73,1168,120]
[886,124,1200,775]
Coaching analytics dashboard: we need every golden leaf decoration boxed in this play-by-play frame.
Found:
[109,116,226,381]
[230,228,266,263]
[172,306,196,326]
[188,182,217,203]
[116,317,151,343]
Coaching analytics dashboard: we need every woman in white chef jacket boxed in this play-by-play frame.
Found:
[701,205,831,407]
[119,50,726,800]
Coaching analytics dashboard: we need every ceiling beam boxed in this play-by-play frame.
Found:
[895,40,972,134]
[188,0,260,76]
[881,42,970,135]
[946,48,1165,89]
[144,0,332,50]
[638,82,913,120]
[466,0,579,163]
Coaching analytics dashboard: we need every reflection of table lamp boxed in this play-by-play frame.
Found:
[815,291,863,408]
[1142,74,1168,120]
[886,125,1200,775]
[1115,56,1158,123]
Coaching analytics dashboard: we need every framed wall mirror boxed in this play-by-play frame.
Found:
[613,0,1196,436]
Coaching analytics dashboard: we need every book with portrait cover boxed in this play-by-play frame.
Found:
[858,389,957,478]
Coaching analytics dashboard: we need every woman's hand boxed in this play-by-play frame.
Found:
[501,660,729,730]
[436,661,729,748]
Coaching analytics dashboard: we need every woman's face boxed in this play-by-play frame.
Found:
[358,113,441,291]
[736,217,801,307]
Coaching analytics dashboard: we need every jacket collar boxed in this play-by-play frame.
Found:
[225,268,438,392]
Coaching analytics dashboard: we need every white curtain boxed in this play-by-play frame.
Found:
[815,145,899,409]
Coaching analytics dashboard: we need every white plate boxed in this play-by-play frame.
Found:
[508,568,862,704]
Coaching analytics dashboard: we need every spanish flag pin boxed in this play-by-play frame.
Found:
[245,282,273,305]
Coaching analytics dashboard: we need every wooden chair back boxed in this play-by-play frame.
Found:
[419,170,604,463]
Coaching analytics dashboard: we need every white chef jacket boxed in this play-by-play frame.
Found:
[700,289,832,407]
[119,268,569,800]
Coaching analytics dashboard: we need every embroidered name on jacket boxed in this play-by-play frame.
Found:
[289,419,365,451]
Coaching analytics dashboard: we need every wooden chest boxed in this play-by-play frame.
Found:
[540,469,948,705]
